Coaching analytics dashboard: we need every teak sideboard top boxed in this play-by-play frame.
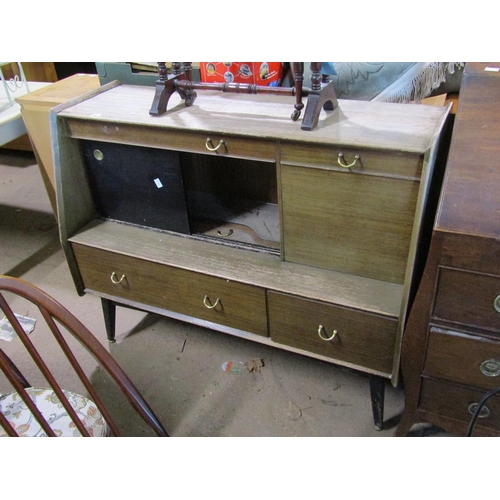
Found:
[56,81,448,153]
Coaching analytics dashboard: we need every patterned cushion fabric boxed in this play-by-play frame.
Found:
[0,387,109,437]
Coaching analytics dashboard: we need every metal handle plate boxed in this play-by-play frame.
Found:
[468,403,491,419]
[93,149,104,161]
[480,359,500,377]
[494,295,500,313]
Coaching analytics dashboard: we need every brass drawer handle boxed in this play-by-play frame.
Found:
[206,138,226,152]
[480,359,500,377]
[494,295,500,313]
[203,295,221,309]
[468,403,491,419]
[337,153,360,169]
[318,325,338,341]
[217,229,233,237]
[110,272,126,284]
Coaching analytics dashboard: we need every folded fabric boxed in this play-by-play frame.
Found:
[294,62,464,102]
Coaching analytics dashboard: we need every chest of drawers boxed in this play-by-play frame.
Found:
[396,62,500,437]
[51,82,450,430]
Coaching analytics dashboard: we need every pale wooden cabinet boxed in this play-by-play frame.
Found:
[16,74,101,215]
[51,82,450,431]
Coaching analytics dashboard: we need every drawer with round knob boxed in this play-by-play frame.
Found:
[424,327,500,389]
[267,291,398,374]
[432,267,500,334]
[420,377,500,433]
[71,243,268,336]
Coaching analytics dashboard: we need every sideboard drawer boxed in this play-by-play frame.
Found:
[68,119,276,162]
[433,267,500,333]
[423,327,500,389]
[177,132,276,162]
[281,143,422,178]
[420,377,500,431]
[72,244,268,336]
[268,291,397,374]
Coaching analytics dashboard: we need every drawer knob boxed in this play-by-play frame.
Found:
[203,295,221,309]
[468,403,491,419]
[318,325,338,341]
[206,138,226,152]
[110,272,126,284]
[494,295,500,313]
[337,153,360,169]
[479,359,500,377]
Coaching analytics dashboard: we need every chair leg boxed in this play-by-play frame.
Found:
[101,298,116,342]
[369,374,385,431]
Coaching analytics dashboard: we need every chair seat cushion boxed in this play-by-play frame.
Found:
[0,387,109,437]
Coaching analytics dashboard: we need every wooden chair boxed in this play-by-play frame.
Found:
[0,275,168,437]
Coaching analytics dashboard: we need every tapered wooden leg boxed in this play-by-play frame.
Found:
[369,375,385,431]
[101,298,116,343]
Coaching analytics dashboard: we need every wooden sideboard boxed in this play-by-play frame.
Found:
[395,62,500,437]
[51,82,450,430]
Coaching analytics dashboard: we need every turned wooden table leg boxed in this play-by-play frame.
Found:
[183,62,193,81]
[171,62,182,76]
[101,298,117,342]
[369,374,386,431]
[291,62,304,121]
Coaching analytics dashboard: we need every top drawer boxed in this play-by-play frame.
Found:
[66,119,277,162]
[281,143,423,178]
[432,267,500,334]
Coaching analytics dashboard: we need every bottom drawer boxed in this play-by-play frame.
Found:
[268,291,397,374]
[72,244,268,336]
[420,377,500,431]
